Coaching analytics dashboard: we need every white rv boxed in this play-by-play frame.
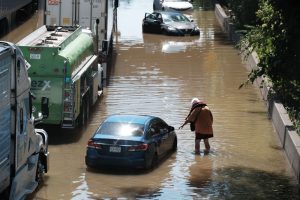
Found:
[0,41,49,200]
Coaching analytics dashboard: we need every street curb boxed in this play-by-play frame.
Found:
[215,3,300,184]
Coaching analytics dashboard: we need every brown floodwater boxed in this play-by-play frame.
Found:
[2,0,300,199]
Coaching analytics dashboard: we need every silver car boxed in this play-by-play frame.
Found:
[153,0,193,11]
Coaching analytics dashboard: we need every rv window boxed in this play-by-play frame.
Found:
[20,108,24,133]
[17,60,21,77]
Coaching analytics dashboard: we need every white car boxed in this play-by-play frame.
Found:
[153,0,193,12]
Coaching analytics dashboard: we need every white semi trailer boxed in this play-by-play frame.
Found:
[44,0,118,79]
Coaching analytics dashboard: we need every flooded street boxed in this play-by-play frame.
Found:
[2,0,300,199]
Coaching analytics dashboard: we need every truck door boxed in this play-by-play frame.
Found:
[14,56,31,171]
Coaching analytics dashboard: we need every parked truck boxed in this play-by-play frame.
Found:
[17,25,102,128]
[0,41,49,200]
[44,0,118,79]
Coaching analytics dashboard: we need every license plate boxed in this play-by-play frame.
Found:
[109,146,121,153]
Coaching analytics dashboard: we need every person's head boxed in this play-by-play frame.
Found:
[191,97,207,107]
[191,97,200,106]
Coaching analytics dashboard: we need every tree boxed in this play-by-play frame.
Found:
[239,0,300,132]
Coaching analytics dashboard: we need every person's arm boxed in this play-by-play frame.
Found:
[179,119,189,129]
[179,108,198,129]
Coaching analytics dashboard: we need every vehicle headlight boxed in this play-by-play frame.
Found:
[167,26,176,31]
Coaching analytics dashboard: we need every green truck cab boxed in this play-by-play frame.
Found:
[17,25,102,128]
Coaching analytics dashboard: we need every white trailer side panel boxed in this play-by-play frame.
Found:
[46,0,75,26]
[78,0,105,50]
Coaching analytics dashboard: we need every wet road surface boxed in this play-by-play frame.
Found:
[2,0,300,199]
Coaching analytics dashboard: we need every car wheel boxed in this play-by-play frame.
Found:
[172,137,177,152]
[162,29,168,35]
[145,152,158,170]
[151,153,158,169]
[142,26,145,33]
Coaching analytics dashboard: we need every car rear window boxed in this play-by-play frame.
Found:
[97,122,145,137]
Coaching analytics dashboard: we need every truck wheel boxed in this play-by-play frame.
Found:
[85,97,90,123]
[80,100,86,127]
[36,155,45,183]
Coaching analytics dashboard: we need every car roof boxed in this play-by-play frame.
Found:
[104,114,155,125]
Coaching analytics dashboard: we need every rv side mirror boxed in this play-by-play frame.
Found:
[102,40,108,52]
[115,0,119,7]
[41,97,49,118]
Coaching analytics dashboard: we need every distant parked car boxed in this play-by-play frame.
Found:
[153,0,193,11]
[142,11,200,36]
[85,114,177,170]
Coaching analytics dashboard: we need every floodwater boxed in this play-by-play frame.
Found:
[2,0,300,199]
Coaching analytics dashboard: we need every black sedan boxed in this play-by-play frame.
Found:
[85,114,177,170]
[142,11,200,36]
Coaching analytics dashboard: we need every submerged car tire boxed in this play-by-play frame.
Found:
[151,153,158,169]
[145,152,158,170]
[172,137,177,152]
[162,29,168,36]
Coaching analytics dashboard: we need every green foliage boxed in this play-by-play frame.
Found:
[238,0,300,133]
[225,0,259,29]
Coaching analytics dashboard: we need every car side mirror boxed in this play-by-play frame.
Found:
[154,20,161,24]
[169,126,175,132]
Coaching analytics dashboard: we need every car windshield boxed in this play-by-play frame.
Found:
[162,13,190,23]
[97,122,145,137]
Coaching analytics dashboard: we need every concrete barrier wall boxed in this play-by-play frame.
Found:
[215,3,300,184]
[285,129,300,181]
[215,4,240,43]
[271,102,294,146]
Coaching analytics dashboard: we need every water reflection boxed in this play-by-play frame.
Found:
[188,155,213,199]
[205,166,300,200]
[82,154,176,199]
[143,33,202,54]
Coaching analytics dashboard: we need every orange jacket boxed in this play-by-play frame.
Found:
[187,106,213,134]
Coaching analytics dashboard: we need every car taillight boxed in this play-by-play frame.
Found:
[128,144,148,152]
[87,140,102,149]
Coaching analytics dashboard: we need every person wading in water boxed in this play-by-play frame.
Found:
[179,98,214,154]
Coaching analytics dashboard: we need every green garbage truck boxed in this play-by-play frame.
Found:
[17,25,102,128]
